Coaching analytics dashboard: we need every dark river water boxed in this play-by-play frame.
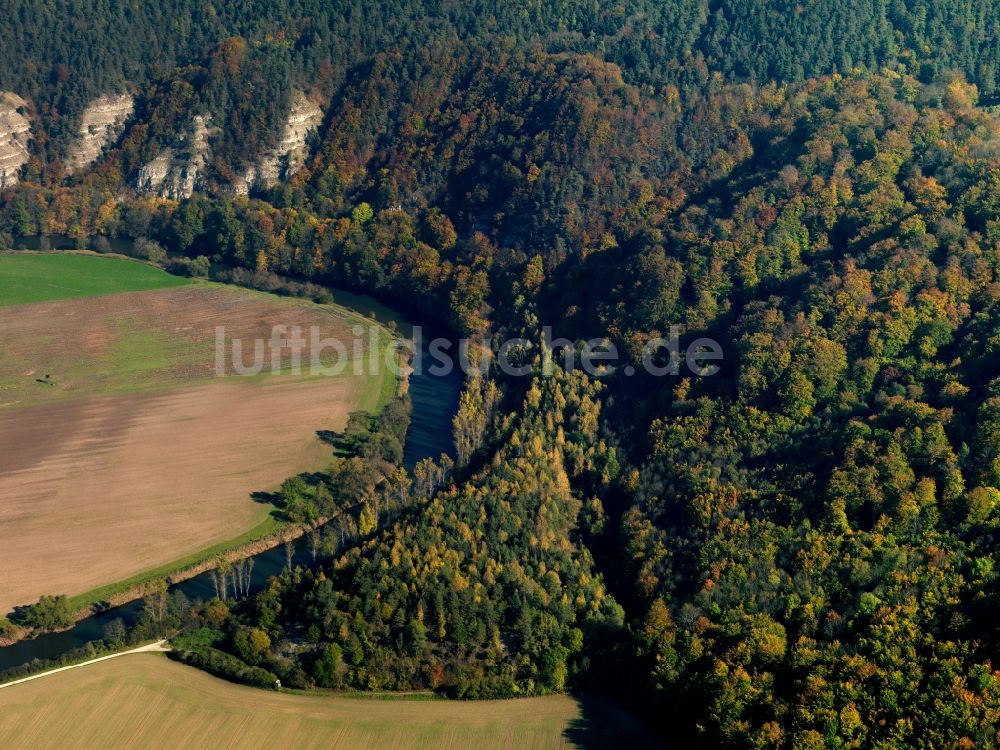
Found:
[0,250,462,671]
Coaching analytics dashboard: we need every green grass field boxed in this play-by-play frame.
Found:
[0,252,190,305]
[0,654,653,749]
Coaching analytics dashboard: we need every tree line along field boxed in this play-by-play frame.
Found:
[0,654,652,749]
[0,252,397,616]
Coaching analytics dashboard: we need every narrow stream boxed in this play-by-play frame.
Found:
[0,258,462,672]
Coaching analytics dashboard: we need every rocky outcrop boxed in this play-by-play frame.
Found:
[136,114,216,199]
[66,93,134,174]
[134,93,322,197]
[234,91,322,193]
[0,92,31,189]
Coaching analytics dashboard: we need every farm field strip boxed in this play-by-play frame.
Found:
[0,252,190,306]
[0,654,595,749]
[0,377,366,614]
[0,281,377,409]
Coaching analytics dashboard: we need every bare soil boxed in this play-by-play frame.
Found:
[0,283,386,613]
[0,377,363,613]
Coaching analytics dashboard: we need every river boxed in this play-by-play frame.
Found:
[0,255,463,672]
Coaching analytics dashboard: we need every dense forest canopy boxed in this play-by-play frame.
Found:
[5,0,1000,166]
[4,2,1000,748]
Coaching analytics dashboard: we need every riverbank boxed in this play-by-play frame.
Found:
[1,362,408,651]
[0,516,316,648]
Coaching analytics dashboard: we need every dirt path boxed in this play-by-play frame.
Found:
[0,640,170,690]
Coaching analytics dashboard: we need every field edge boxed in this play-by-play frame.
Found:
[0,651,661,749]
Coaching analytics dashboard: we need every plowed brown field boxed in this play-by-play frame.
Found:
[0,282,390,613]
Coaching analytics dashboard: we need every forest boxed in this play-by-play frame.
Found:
[5,0,1000,169]
[4,2,1000,747]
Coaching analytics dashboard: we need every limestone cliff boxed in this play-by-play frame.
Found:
[234,91,322,193]
[136,114,216,199]
[66,93,134,174]
[0,92,31,189]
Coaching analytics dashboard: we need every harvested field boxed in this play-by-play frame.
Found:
[0,263,396,613]
[0,653,640,749]
[0,377,365,613]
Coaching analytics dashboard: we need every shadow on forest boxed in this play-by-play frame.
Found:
[563,693,664,749]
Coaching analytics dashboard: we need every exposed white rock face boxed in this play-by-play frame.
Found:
[0,92,31,189]
[136,114,216,199]
[66,93,134,174]
[136,149,174,194]
[233,91,322,194]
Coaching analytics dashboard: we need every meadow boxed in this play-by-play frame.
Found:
[0,252,189,305]
[0,253,397,615]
